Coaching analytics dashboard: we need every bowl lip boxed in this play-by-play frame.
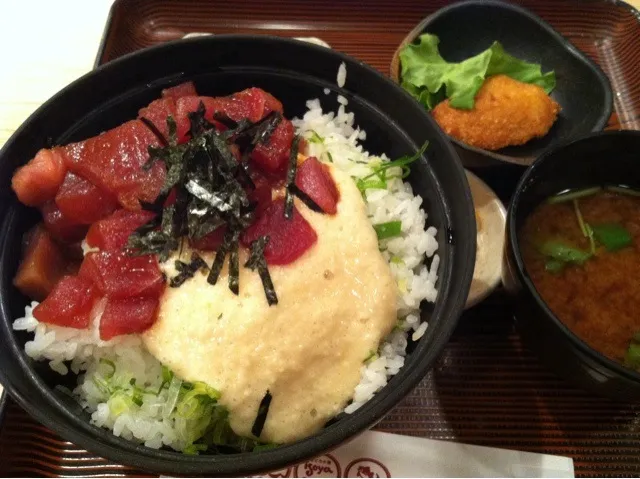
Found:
[464,169,506,309]
[390,0,614,166]
[507,129,640,384]
[0,34,476,475]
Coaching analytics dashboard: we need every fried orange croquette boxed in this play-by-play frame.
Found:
[432,74,560,151]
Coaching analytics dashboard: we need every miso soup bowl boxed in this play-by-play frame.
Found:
[503,130,640,400]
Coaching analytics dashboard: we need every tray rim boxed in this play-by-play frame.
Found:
[93,0,640,70]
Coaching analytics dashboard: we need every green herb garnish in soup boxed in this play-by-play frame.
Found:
[521,186,640,372]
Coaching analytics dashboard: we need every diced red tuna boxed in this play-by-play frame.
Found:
[13,225,69,301]
[55,172,119,224]
[226,88,282,123]
[241,197,317,265]
[295,157,340,215]
[79,250,165,299]
[11,148,67,207]
[85,209,156,251]
[248,171,276,216]
[41,201,88,243]
[138,83,198,140]
[138,98,177,140]
[32,275,98,329]
[99,296,159,340]
[60,120,165,210]
[161,81,197,100]
[189,226,227,251]
[174,96,227,143]
[173,88,284,143]
[251,119,294,174]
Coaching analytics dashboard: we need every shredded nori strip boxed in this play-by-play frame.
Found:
[129,106,289,304]
[188,101,217,137]
[170,252,209,287]
[288,183,323,213]
[245,236,278,306]
[140,116,169,147]
[228,231,240,295]
[207,229,235,286]
[251,390,273,438]
[284,135,301,219]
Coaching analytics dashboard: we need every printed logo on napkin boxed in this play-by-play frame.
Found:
[250,431,574,478]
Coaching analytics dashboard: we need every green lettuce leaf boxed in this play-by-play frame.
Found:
[399,34,556,110]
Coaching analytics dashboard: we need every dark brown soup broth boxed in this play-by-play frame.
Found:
[521,190,640,370]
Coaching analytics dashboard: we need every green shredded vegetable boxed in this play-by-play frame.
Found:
[307,130,324,144]
[373,221,402,240]
[363,350,378,364]
[99,358,116,379]
[88,361,278,455]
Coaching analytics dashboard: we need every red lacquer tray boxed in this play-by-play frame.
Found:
[1,1,640,477]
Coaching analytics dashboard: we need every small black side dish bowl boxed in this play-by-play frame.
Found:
[0,36,476,476]
[390,0,613,167]
[503,130,640,400]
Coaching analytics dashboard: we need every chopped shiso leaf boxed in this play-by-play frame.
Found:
[374,221,402,240]
[399,34,556,110]
[539,241,591,265]
[251,390,273,438]
[591,223,633,252]
[547,187,602,204]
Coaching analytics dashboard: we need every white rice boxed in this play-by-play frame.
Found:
[12,98,438,447]
[337,62,347,88]
[293,98,438,412]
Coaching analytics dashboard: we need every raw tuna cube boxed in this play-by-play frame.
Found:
[41,201,88,243]
[241,198,317,265]
[189,226,227,251]
[161,81,197,100]
[55,172,119,224]
[60,120,165,210]
[138,98,177,140]
[13,225,69,301]
[99,296,159,340]
[11,148,67,207]
[174,96,227,142]
[85,209,156,251]
[79,250,165,299]
[33,275,98,329]
[295,157,340,214]
[251,119,294,173]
